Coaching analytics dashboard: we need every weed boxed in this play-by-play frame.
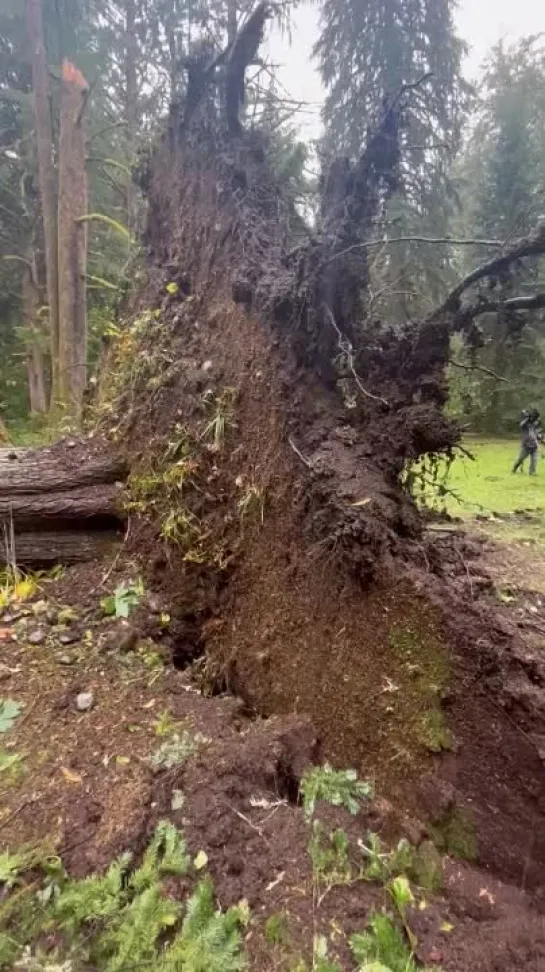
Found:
[201,388,236,452]
[350,912,428,972]
[153,709,179,737]
[309,823,352,889]
[0,700,21,733]
[264,911,290,946]
[149,730,201,770]
[101,579,144,619]
[300,763,373,818]
[0,748,25,784]
[358,833,414,883]
[237,483,265,527]
[0,571,38,611]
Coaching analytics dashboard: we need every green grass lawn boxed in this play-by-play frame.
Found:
[422,436,545,545]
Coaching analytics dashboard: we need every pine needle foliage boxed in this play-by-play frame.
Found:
[0,821,247,972]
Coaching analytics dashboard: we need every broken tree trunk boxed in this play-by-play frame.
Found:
[0,444,126,566]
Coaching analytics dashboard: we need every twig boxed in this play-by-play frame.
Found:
[449,360,509,383]
[90,517,131,594]
[224,802,271,844]
[288,437,313,469]
[324,235,503,266]
[324,305,389,407]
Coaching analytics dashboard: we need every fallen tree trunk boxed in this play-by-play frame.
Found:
[0,530,121,566]
[0,484,123,527]
[0,442,127,565]
[0,447,126,494]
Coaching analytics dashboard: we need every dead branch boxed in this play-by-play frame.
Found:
[433,221,545,318]
[449,360,509,383]
[460,292,545,321]
[324,236,504,266]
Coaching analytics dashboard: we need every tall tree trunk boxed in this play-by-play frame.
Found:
[25,0,59,408]
[125,0,138,235]
[57,60,88,415]
[227,0,237,45]
[22,251,48,414]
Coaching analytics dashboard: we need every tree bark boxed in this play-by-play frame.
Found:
[58,60,88,414]
[22,250,48,415]
[25,0,59,408]
[125,0,138,235]
[0,447,126,494]
[0,484,123,526]
[0,530,121,567]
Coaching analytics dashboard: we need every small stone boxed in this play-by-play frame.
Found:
[146,595,163,615]
[3,611,22,624]
[27,628,46,645]
[76,691,94,712]
[428,947,443,965]
[67,439,77,449]
[59,631,78,645]
[58,654,75,666]
[202,359,213,372]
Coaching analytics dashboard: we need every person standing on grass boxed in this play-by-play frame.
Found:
[513,408,542,475]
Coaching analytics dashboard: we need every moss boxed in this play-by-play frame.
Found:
[429,806,478,862]
[411,840,443,891]
[415,709,453,753]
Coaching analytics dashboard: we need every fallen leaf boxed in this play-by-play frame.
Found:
[115,756,130,765]
[193,850,208,871]
[61,766,82,784]
[351,497,372,507]
[440,921,454,933]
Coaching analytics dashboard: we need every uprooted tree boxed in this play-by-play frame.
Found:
[4,2,545,569]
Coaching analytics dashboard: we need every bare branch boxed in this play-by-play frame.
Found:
[324,236,504,266]
[433,222,545,318]
[449,360,509,383]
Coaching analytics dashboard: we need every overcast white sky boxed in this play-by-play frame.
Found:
[266,0,545,141]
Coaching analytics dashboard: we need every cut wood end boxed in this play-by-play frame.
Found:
[62,59,88,91]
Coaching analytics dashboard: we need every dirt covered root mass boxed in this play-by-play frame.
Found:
[1,562,545,972]
[103,281,545,894]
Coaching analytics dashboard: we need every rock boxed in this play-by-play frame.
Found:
[59,631,78,645]
[202,359,213,372]
[58,654,75,666]
[108,622,138,654]
[76,691,94,712]
[27,628,46,645]
[146,595,163,615]
[3,611,22,624]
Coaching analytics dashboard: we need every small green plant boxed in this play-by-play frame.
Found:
[351,913,414,972]
[300,763,373,818]
[101,579,144,619]
[149,730,198,770]
[237,484,265,526]
[0,748,25,784]
[153,709,179,737]
[309,823,352,889]
[264,911,290,947]
[165,281,179,295]
[201,389,236,452]
[358,834,414,883]
[0,700,21,733]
